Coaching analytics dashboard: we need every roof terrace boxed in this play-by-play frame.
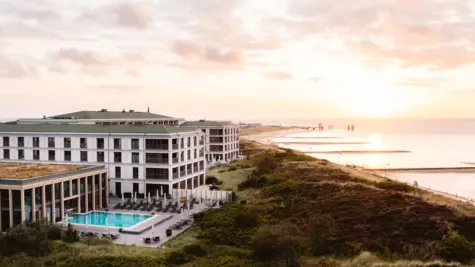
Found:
[0,163,83,179]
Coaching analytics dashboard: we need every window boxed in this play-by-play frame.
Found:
[187,137,191,147]
[187,150,191,160]
[97,138,104,149]
[17,137,24,147]
[131,139,139,150]
[80,138,87,149]
[180,152,184,161]
[180,138,184,148]
[33,137,39,148]
[33,150,40,160]
[18,149,24,160]
[115,166,121,178]
[48,150,55,161]
[64,151,71,161]
[133,167,139,179]
[2,137,9,147]
[114,152,122,163]
[132,152,139,163]
[194,149,197,159]
[145,168,168,179]
[48,137,55,148]
[80,151,88,162]
[114,138,121,149]
[97,151,104,162]
[3,149,9,159]
[64,137,71,148]
[145,139,168,150]
[145,153,167,164]
[194,137,197,146]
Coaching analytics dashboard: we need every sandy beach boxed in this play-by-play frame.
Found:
[243,127,475,207]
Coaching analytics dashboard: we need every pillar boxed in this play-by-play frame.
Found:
[41,185,46,218]
[104,173,109,206]
[8,189,12,227]
[84,177,88,213]
[51,185,55,223]
[20,190,25,222]
[32,187,36,221]
[60,182,64,221]
[92,176,96,210]
[98,174,102,208]
[77,179,81,213]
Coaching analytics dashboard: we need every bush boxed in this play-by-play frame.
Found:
[47,225,63,240]
[250,227,301,266]
[60,256,165,267]
[376,181,414,192]
[206,176,219,184]
[438,232,475,263]
[228,166,238,172]
[166,250,191,265]
[63,224,79,243]
[182,243,207,257]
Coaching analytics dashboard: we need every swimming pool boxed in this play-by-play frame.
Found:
[69,211,152,228]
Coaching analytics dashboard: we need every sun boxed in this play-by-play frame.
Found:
[343,87,410,118]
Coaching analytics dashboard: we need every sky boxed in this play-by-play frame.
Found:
[1,0,475,121]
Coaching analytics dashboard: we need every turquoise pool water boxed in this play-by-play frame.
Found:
[70,211,151,228]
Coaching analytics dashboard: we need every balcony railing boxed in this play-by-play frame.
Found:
[199,141,204,145]
[180,171,186,176]
[193,167,198,172]
[210,149,223,152]
[146,159,169,164]
[172,158,179,164]
[172,144,179,149]
[200,166,204,171]
[173,173,179,179]
[199,152,204,157]
[146,145,168,150]
[187,169,192,174]
[146,177,168,180]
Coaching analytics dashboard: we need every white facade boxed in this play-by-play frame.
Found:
[0,130,206,198]
[181,124,240,163]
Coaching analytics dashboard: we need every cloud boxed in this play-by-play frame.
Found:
[282,0,475,70]
[49,48,148,76]
[392,78,446,87]
[0,53,37,79]
[170,40,244,69]
[0,22,61,39]
[81,3,154,29]
[309,77,322,83]
[264,72,293,80]
[0,2,62,21]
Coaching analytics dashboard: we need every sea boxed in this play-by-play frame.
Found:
[261,118,475,200]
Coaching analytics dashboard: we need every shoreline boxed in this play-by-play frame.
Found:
[242,128,475,207]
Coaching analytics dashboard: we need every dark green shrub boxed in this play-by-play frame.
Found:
[235,212,260,229]
[63,224,79,243]
[228,166,238,171]
[47,225,63,240]
[250,227,301,266]
[166,250,191,265]
[182,243,207,257]
[438,232,475,264]
[376,181,414,192]
[60,256,165,267]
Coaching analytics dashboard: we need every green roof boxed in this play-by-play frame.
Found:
[0,124,193,134]
[50,110,173,120]
[180,120,232,127]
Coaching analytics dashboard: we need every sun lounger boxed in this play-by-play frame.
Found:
[152,236,160,243]
[143,237,152,244]
[113,203,121,209]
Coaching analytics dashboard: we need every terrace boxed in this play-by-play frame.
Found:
[0,163,83,179]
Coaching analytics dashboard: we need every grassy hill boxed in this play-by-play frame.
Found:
[3,139,475,266]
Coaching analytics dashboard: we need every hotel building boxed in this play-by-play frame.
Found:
[0,124,206,199]
[15,109,184,126]
[180,120,240,163]
[0,163,107,231]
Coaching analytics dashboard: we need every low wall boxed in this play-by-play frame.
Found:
[171,189,232,202]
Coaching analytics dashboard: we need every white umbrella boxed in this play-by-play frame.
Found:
[85,214,88,232]
[156,189,159,200]
[105,216,109,235]
[148,192,151,203]
[160,186,163,197]
[134,192,137,203]
[121,194,125,203]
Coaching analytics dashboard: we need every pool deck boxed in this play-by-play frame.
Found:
[66,197,217,248]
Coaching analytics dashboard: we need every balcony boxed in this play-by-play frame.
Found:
[173,173,179,179]
[172,158,179,164]
[193,167,198,172]
[172,144,179,150]
[187,169,192,174]
[146,158,169,164]
[180,171,186,176]
[200,166,204,171]
[199,152,204,157]
[146,176,168,181]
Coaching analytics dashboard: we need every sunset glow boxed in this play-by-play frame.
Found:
[0,0,474,119]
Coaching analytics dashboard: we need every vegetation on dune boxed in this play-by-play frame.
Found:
[4,140,475,266]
